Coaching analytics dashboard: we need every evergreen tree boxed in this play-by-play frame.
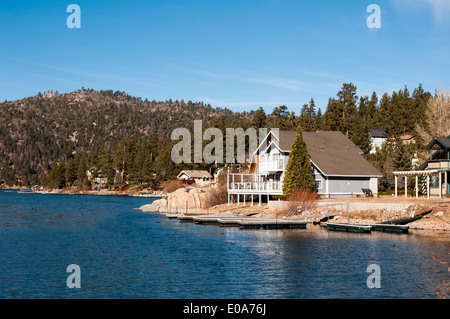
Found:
[282,125,315,198]
[268,105,295,130]
[65,157,78,186]
[321,98,341,131]
[77,156,88,181]
[350,96,372,154]
[114,135,137,188]
[315,108,323,130]
[251,106,267,129]
[298,99,317,132]
[337,83,359,137]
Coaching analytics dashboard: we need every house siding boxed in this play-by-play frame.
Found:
[313,172,327,194]
[327,177,371,195]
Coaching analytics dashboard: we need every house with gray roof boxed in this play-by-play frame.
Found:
[392,135,449,198]
[369,129,387,154]
[178,170,211,187]
[227,130,382,203]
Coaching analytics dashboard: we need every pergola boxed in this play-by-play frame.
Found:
[393,169,448,198]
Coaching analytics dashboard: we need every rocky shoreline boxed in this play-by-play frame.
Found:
[139,188,450,232]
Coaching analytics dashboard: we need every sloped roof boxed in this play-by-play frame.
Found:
[369,129,387,138]
[424,136,450,150]
[178,170,211,179]
[273,130,382,177]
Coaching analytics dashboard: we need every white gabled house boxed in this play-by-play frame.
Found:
[227,130,382,204]
[369,129,387,154]
[178,170,212,187]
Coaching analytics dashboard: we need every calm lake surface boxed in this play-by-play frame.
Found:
[0,190,448,299]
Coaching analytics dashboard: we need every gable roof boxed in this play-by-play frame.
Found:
[424,136,450,150]
[271,130,382,177]
[178,170,211,179]
[369,129,387,138]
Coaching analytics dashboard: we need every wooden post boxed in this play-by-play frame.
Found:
[415,175,419,198]
[439,172,442,198]
[395,175,398,198]
[445,171,448,196]
[405,176,408,198]
[427,175,430,199]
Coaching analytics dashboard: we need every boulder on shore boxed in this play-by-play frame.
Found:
[139,187,204,214]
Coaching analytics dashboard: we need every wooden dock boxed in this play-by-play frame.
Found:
[326,223,372,233]
[326,222,409,234]
[165,213,308,230]
[368,224,409,233]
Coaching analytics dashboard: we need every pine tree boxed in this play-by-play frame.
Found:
[315,108,323,130]
[298,99,317,132]
[282,125,315,198]
[321,98,341,131]
[350,96,372,154]
[77,156,88,181]
[268,105,295,130]
[65,157,78,186]
[251,106,267,129]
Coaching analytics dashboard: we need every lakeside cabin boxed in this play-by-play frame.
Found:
[177,170,212,187]
[227,130,382,205]
[394,135,450,198]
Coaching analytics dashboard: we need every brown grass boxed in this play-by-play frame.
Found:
[162,180,184,193]
[203,184,228,208]
[284,188,320,216]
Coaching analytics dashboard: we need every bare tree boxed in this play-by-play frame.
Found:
[416,89,450,143]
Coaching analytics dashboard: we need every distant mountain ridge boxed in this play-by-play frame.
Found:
[0,89,249,186]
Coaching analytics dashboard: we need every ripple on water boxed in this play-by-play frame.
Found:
[0,190,449,299]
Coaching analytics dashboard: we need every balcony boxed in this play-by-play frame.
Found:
[427,160,450,169]
[227,174,283,195]
[259,160,286,174]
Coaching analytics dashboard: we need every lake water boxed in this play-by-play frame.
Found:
[0,190,448,299]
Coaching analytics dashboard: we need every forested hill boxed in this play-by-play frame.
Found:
[0,83,434,190]
[0,89,250,186]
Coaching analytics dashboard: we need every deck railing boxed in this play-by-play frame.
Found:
[259,160,286,173]
[227,174,283,194]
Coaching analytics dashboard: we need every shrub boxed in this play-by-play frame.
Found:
[203,184,228,208]
[162,180,184,193]
[284,188,319,216]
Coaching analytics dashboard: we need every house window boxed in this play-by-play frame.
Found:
[430,175,439,188]
[314,180,322,190]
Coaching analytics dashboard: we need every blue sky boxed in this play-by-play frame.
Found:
[0,0,449,114]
